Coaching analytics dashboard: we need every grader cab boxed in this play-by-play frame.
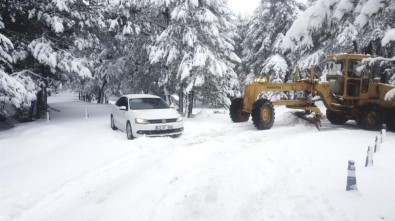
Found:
[230,54,395,131]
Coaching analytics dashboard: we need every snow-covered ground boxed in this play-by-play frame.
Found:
[1,92,394,221]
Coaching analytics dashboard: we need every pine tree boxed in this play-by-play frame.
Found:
[283,0,395,84]
[148,0,240,115]
[283,0,360,73]
[242,0,304,100]
[232,14,251,92]
[0,0,107,119]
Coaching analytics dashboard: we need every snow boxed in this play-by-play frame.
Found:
[385,88,395,101]
[354,0,386,29]
[261,54,288,78]
[52,16,64,33]
[0,70,36,111]
[28,39,57,68]
[282,0,338,51]
[0,33,14,63]
[1,92,395,220]
[382,28,395,46]
[53,0,70,12]
[298,49,325,70]
[333,0,354,20]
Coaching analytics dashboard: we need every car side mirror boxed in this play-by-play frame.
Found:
[170,103,175,109]
[119,106,127,111]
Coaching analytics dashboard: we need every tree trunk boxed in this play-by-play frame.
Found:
[179,85,184,114]
[353,40,358,53]
[187,90,194,118]
[97,89,102,104]
[98,77,108,104]
[36,84,48,118]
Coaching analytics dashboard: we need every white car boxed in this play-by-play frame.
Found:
[110,94,184,139]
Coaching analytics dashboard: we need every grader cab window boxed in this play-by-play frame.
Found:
[348,60,363,78]
[327,60,344,96]
[327,60,344,76]
[361,68,370,93]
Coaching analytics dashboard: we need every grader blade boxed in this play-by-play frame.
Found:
[292,112,322,131]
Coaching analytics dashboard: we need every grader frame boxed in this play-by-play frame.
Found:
[230,54,395,131]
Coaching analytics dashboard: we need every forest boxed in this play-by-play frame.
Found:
[1,0,395,122]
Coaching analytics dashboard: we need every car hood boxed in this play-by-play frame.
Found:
[131,109,180,119]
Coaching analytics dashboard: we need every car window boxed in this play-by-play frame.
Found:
[129,98,170,110]
[115,97,128,107]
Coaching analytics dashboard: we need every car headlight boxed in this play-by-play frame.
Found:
[135,118,149,124]
[176,116,183,122]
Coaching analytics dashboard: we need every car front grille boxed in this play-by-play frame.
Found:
[147,118,178,124]
[137,127,184,135]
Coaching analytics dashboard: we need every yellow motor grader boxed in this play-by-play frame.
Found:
[230,54,395,131]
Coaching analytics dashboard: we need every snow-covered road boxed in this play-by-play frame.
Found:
[1,92,395,221]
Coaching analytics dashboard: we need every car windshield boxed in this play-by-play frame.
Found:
[129,98,170,110]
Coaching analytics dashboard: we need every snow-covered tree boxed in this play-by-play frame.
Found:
[283,0,357,72]
[0,0,109,119]
[1,16,38,119]
[243,0,304,81]
[283,0,395,84]
[242,0,304,100]
[148,0,240,114]
[232,14,250,91]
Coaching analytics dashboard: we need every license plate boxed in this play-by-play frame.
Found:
[156,125,173,130]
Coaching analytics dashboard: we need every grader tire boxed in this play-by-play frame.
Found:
[385,109,395,132]
[357,105,383,131]
[251,99,275,130]
[326,110,347,125]
[230,98,250,122]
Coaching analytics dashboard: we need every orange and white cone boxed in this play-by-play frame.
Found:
[346,160,357,191]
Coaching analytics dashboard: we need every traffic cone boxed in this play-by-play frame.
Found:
[381,129,386,143]
[346,160,357,191]
[374,136,380,153]
[365,146,373,167]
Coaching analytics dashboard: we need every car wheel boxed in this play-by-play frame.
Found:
[111,115,117,130]
[126,121,134,140]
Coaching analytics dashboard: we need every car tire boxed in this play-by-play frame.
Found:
[126,121,134,140]
[111,115,117,130]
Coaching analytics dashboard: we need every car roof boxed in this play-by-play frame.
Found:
[123,94,161,99]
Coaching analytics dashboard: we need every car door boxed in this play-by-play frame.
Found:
[119,97,129,131]
[114,97,128,129]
